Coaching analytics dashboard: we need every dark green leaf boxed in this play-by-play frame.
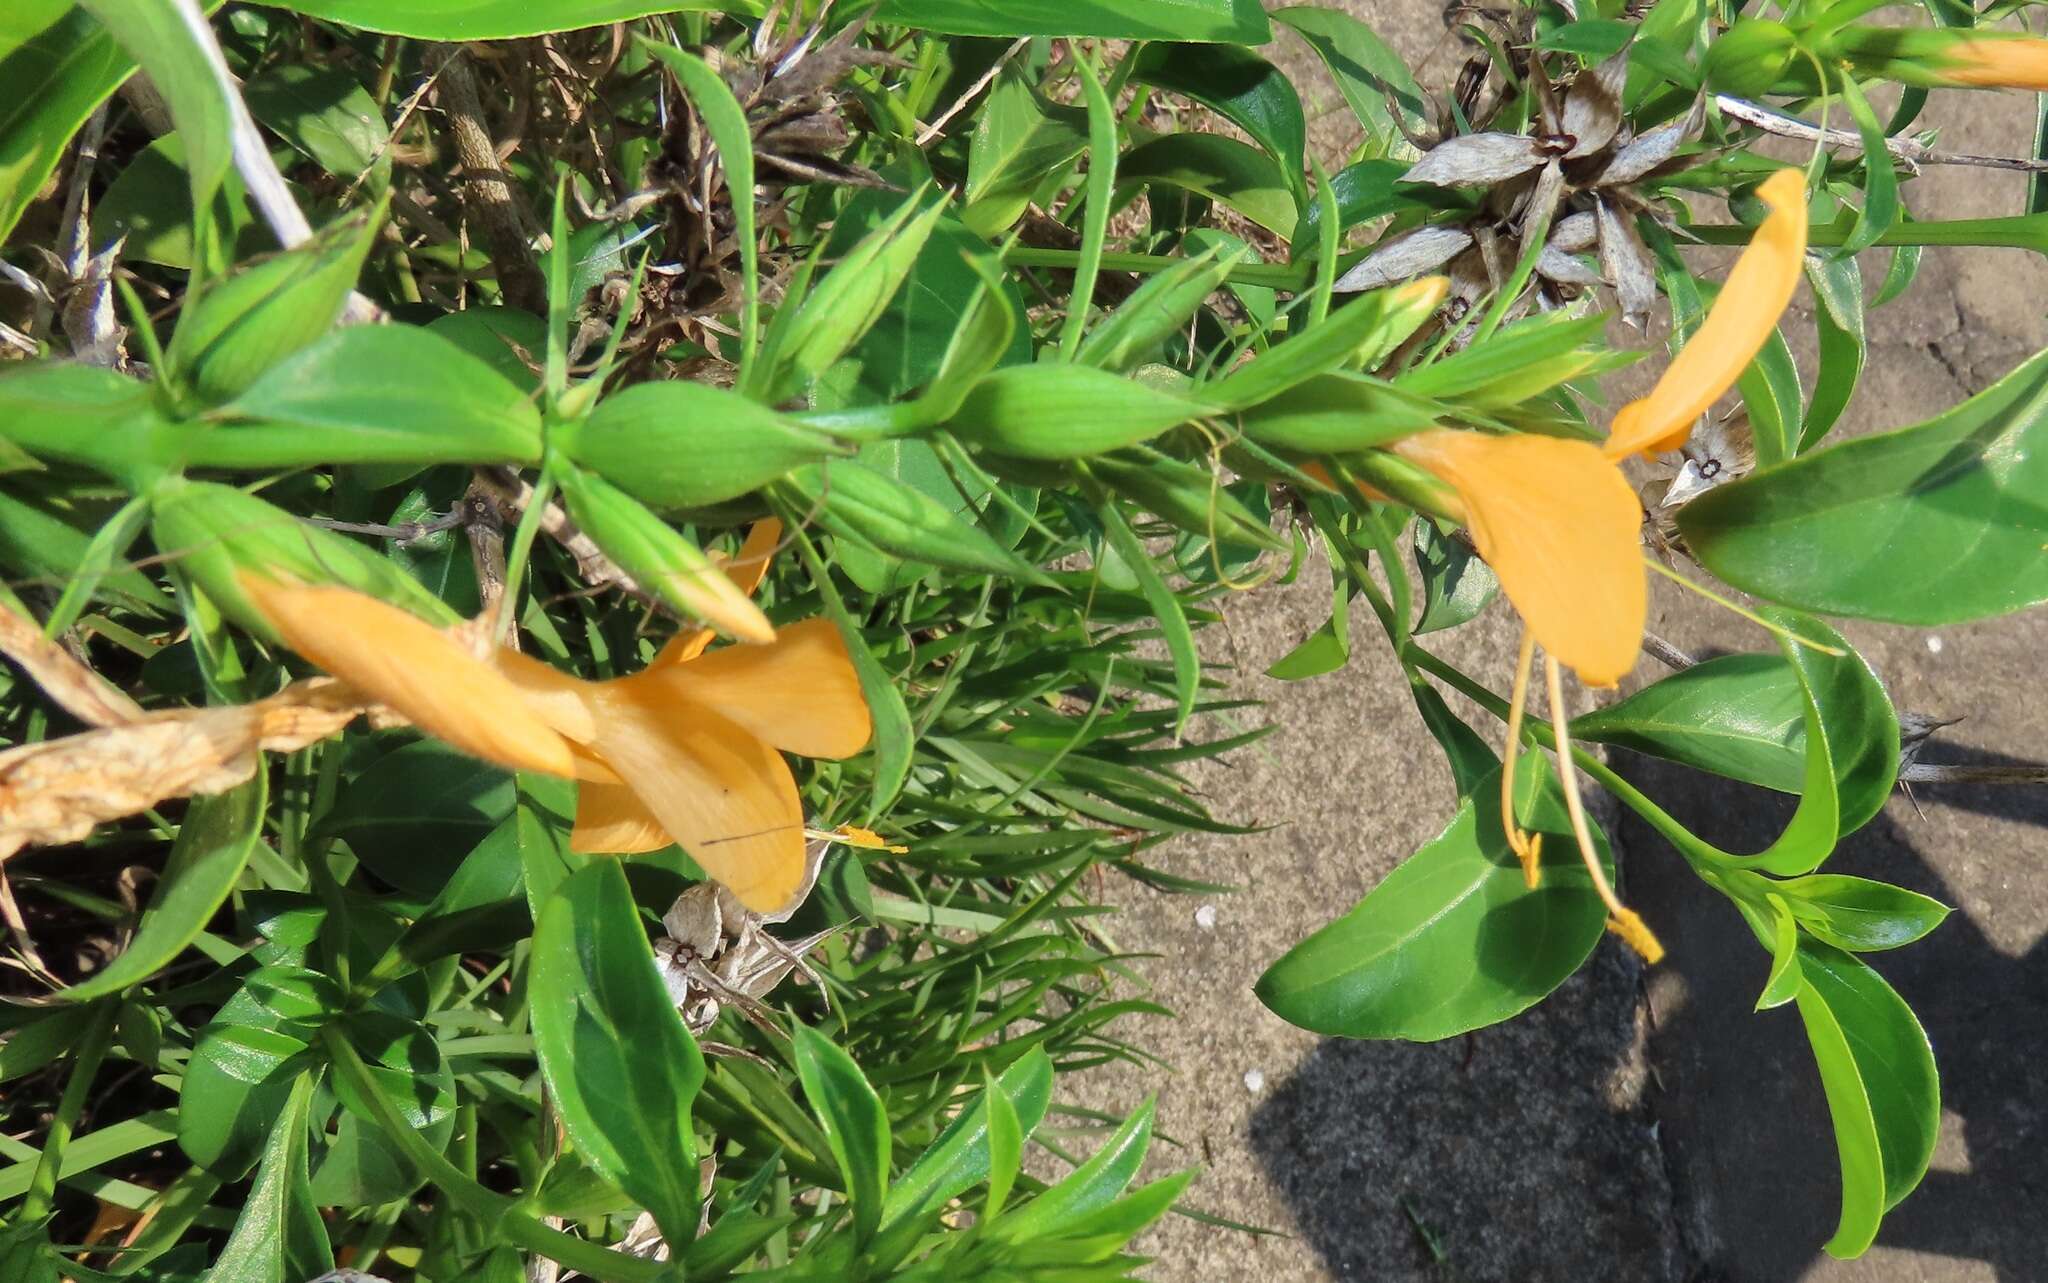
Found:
[530,861,707,1247]
[1255,755,1609,1040]
[1776,874,1949,952]
[1099,503,1198,735]
[77,0,232,235]
[1121,133,1297,238]
[793,1024,890,1244]
[313,741,514,897]
[1132,43,1306,203]
[63,776,264,1002]
[204,1074,330,1283]
[241,63,388,189]
[1681,348,2048,625]
[1804,253,1866,451]
[1792,940,1938,1256]
[873,0,1270,41]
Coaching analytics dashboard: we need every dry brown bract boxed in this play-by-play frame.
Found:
[0,602,391,861]
[0,678,372,862]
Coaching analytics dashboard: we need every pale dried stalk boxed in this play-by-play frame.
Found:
[0,605,143,729]
[1715,95,2048,174]
[0,678,371,861]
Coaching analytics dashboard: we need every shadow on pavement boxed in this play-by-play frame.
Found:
[1244,748,2045,1283]
[1245,946,1687,1282]
[1613,753,2048,1282]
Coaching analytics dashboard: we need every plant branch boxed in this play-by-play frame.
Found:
[1716,94,2048,173]
[432,46,550,314]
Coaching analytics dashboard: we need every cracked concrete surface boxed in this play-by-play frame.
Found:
[1063,5,2048,1281]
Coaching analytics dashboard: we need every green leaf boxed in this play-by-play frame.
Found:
[202,325,544,467]
[566,381,841,510]
[814,189,1030,411]
[872,0,1270,41]
[95,129,262,269]
[1573,653,1806,793]
[638,38,756,362]
[1680,347,2048,625]
[1838,75,1899,256]
[0,362,159,480]
[254,0,750,39]
[988,1098,1154,1241]
[1131,43,1306,205]
[323,1010,458,1195]
[241,62,388,189]
[1099,503,1199,735]
[1776,874,1950,952]
[1735,307,1803,469]
[0,2,134,244]
[207,1074,331,1283]
[529,861,707,1247]
[1254,755,1609,1040]
[1791,940,1938,1256]
[61,776,263,1003]
[1757,895,1802,1011]
[1272,7,1430,148]
[1211,282,1443,411]
[313,741,514,896]
[963,64,1089,236]
[1412,518,1496,634]
[180,969,330,1176]
[1122,133,1297,238]
[945,363,1208,459]
[792,1024,890,1245]
[1267,542,1350,679]
[789,461,1042,581]
[1804,252,1866,451]
[762,193,947,399]
[880,1047,1054,1230]
[76,0,232,238]
[1077,241,1242,372]
[167,210,380,403]
[1538,17,1637,58]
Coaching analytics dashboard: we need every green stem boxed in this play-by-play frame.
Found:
[1690,212,2048,251]
[19,1003,117,1223]
[319,1026,665,1283]
[1400,643,1735,874]
[497,464,558,648]
[1003,247,1313,291]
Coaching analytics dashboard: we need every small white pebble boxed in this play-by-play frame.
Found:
[1927,635,1945,655]
[1193,904,1218,929]
[1243,1068,1265,1093]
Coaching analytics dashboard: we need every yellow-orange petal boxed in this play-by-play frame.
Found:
[651,519,786,669]
[1944,36,2048,89]
[1605,168,1808,460]
[1393,430,1645,686]
[570,779,672,854]
[721,517,783,598]
[240,574,578,778]
[578,682,808,914]
[641,617,871,761]
[490,646,602,747]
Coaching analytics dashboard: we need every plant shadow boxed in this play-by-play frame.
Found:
[1245,943,1689,1281]
[1612,751,2048,1281]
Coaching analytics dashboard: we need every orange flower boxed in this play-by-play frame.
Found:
[1365,169,1808,961]
[243,519,873,915]
[1605,168,1808,460]
[1940,35,2048,90]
